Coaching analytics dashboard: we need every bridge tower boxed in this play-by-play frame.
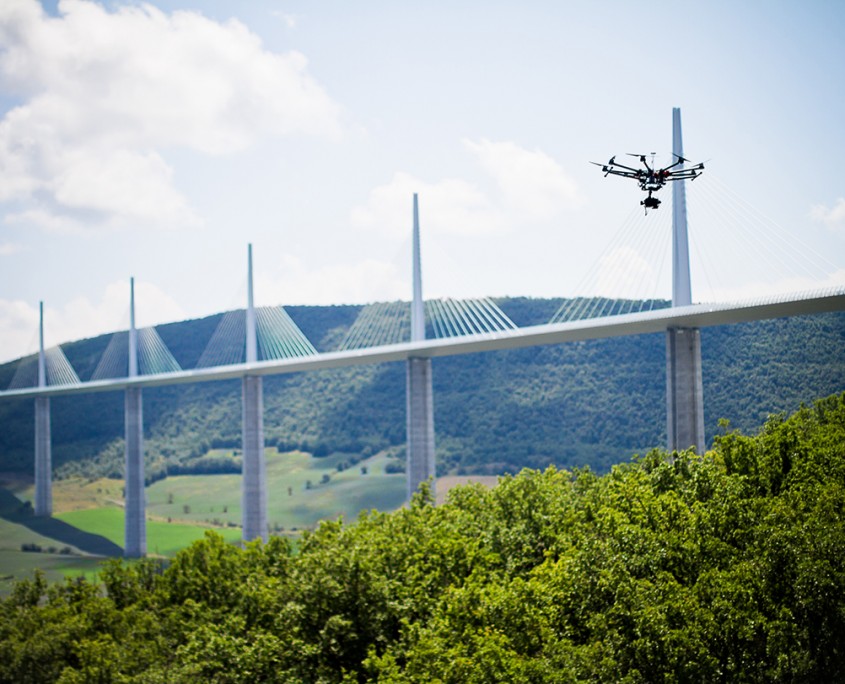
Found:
[242,244,267,542]
[124,277,146,557]
[666,107,705,453]
[406,193,436,499]
[34,302,52,516]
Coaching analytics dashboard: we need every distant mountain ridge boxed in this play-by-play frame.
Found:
[0,298,843,481]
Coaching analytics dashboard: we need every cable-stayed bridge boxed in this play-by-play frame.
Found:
[2,108,844,556]
[4,287,842,397]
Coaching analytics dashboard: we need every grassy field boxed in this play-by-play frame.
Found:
[0,473,120,592]
[55,507,243,557]
[146,448,406,531]
[0,450,498,593]
[0,449,409,592]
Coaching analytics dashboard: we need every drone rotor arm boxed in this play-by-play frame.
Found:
[661,156,685,173]
[626,153,655,173]
[664,170,702,181]
[603,168,641,180]
[606,160,644,174]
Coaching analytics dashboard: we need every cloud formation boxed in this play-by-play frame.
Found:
[0,278,185,363]
[351,139,582,239]
[255,255,407,307]
[0,0,340,232]
[0,242,23,256]
[462,138,583,219]
[701,269,845,303]
[351,171,503,238]
[810,198,845,232]
[594,247,654,298]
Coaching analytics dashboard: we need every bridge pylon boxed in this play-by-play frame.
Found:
[34,302,52,517]
[666,107,705,454]
[406,194,436,500]
[242,244,268,542]
[124,277,146,557]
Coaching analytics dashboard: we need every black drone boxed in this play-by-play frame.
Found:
[592,153,704,212]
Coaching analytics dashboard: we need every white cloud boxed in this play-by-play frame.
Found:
[51,147,200,228]
[698,269,845,304]
[0,278,186,363]
[0,298,38,364]
[0,0,340,231]
[593,247,654,298]
[810,198,845,232]
[350,171,504,238]
[255,255,408,306]
[351,139,582,241]
[271,11,298,29]
[5,209,91,235]
[463,138,583,219]
[0,241,23,256]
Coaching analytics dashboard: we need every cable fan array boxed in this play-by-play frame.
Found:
[91,328,182,380]
[685,173,843,303]
[548,204,674,324]
[339,297,516,351]
[6,346,80,390]
[338,302,410,350]
[195,306,316,369]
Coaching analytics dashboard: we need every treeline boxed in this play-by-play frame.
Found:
[0,299,843,480]
[1,394,843,682]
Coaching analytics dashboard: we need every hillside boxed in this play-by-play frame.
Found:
[0,298,843,480]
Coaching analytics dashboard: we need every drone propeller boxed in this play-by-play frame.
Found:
[670,153,707,170]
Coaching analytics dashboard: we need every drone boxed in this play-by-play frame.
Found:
[592,153,704,212]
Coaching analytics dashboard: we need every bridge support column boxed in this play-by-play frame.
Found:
[34,396,52,516]
[406,357,435,499]
[666,107,705,453]
[242,375,267,542]
[666,327,705,453]
[34,302,52,517]
[406,193,436,499]
[124,386,146,557]
[241,244,267,542]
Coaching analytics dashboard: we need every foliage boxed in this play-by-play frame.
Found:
[1,394,844,682]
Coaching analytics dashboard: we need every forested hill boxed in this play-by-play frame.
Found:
[0,298,843,480]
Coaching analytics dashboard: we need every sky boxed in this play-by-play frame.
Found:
[1,0,844,362]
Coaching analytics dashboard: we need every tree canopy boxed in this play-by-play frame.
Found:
[2,393,844,682]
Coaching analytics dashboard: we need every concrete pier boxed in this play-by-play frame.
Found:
[241,374,267,541]
[406,356,435,499]
[124,278,146,557]
[406,194,436,499]
[241,244,268,542]
[666,107,705,453]
[666,327,705,453]
[34,396,52,516]
[34,302,52,517]
[124,386,146,557]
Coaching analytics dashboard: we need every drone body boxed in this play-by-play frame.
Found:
[592,153,704,212]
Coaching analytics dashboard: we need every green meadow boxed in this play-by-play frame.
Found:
[0,448,407,593]
[54,508,243,556]
[146,448,406,531]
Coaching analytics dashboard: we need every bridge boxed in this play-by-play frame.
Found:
[3,109,844,556]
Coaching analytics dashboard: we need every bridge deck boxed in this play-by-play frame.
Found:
[2,288,844,400]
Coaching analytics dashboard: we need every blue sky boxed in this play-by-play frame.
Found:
[1,0,844,362]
